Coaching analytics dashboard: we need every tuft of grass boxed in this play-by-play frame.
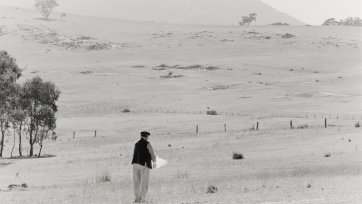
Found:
[206,185,218,194]
[233,152,244,160]
[96,171,111,183]
[297,124,309,129]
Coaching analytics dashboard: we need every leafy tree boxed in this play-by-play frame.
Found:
[239,13,258,26]
[322,18,337,26]
[34,0,59,20]
[35,106,56,157]
[9,86,27,157]
[0,51,21,157]
[0,51,22,82]
[0,81,18,157]
[322,17,362,26]
[22,76,60,157]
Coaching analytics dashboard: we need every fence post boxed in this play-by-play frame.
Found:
[196,125,199,134]
[290,120,293,129]
[324,118,327,128]
[224,124,227,132]
[256,122,259,130]
[95,130,97,138]
[73,131,75,139]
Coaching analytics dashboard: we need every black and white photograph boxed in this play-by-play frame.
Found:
[0,0,361,203]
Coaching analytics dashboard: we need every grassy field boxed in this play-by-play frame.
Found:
[0,5,362,204]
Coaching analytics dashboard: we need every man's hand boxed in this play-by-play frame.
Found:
[153,160,157,169]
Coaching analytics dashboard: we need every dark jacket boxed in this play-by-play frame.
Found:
[132,138,152,169]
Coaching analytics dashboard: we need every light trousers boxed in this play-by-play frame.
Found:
[133,164,150,201]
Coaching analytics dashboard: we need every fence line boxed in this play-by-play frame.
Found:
[58,105,362,121]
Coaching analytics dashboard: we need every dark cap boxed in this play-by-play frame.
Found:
[140,131,150,137]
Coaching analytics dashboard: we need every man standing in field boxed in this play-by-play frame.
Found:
[132,131,156,203]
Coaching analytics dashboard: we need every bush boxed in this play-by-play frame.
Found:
[324,153,331,158]
[121,108,131,113]
[233,152,244,160]
[206,110,218,115]
[206,185,218,193]
[355,122,360,128]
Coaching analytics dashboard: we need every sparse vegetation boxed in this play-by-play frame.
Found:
[96,171,111,183]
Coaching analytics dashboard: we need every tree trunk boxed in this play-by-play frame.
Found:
[38,144,43,158]
[29,133,33,157]
[0,130,4,158]
[18,121,22,157]
[11,127,16,158]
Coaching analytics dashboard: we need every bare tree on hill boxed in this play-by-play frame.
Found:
[34,0,59,20]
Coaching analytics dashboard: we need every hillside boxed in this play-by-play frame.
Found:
[0,5,362,204]
[0,0,305,25]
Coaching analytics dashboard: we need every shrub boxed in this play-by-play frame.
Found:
[206,185,218,193]
[233,152,244,160]
[355,122,360,128]
[122,109,131,113]
[206,110,218,115]
[324,153,331,158]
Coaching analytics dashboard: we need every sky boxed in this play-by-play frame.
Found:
[0,0,360,25]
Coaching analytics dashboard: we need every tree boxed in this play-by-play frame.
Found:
[239,13,258,26]
[322,18,337,26]
[35,106,56,157]
[322,17,362,27]
[9,86,27,157]
[0,81,18,157]
[0,51,21,158]
[0,51,22,82]
[22,76,60,157]
[34,0,59,20]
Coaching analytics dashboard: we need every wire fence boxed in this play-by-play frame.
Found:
[58,105,362,121]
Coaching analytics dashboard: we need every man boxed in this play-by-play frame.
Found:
[132,131,156,203]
